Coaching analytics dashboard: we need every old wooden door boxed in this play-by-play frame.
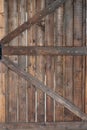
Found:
[0,0,87,130]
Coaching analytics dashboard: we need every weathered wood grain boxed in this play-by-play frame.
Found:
[73,0,83,121]
[64,0,73,121]
[0,122,87,130]
[36,0,45,122]
[2,57,87,121]
[27,0,36,122]
[85,0,87,114]
[4,0,9,122]
[82,0,86,113]
[3,46,87,56]
[0,0,65,45]
[0,0,5,122]
[54,5,64,121]
[18,0,27,122]
[7,0,18,122]
[45,0,54,122]
[0,0,86,124]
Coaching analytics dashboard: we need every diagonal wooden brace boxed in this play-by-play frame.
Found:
[1,56,87,121]
[0,0,65,45]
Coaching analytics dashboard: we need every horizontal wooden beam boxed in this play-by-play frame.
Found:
[0,0,65,45]
[2,46,87,56]
[2,57,87,120]
[0,122,87,130]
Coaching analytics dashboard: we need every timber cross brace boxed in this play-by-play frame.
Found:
[0,0,87,125]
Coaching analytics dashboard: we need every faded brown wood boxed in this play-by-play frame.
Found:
[0,0,65,45]
[0,0,5,122]
[2,46,87,56]
[45,0,54,122]
[0,0,4,13]
[86,0,87,114]
[73,0,83,121]
[27,0,36,122]
[0,122,87,130]
[0,0,86,124]
[7,0,18,122]
[54,5,64,121]
[18,0,27,122]
[2,57,87,121]
[36,0,45,122]
[64,0,73,121]
[82,0,86,113]
[4,0,9,122]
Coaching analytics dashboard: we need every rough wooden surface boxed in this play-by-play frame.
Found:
[0,0,6,122]
[45,0,54,122]
[2,46,87,56]
[73,0,83,121]
[0,0,65,45]
[7,0,18,122]
[86,0,87,114]
[2,57,87,121]
[0,0,87,125]
[0,122,87,130]
[64,0,73,121]
[36,0,45,122]
[54,4,64,121]
[18,0,27,122]
[27,0,36,122]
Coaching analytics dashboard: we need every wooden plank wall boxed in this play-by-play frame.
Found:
[1,0,86,123]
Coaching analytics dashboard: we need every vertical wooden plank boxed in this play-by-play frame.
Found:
[4,0,9,122]
[85,0,87,113]
[8,0,18,122]
[36,0,45,122]
[73,0,83,120]
[82,0,86,113]
[54,5,64,121]
[0,72,5,122]
[18,0,27,122]
[27,0,36,122]
[64,0,74,121]
[45,0,54,122]
[0,0,6,122]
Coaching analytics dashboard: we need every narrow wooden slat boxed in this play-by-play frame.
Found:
[0,0,5,122]
[54,5,64,121]
[0,122,87,130]
[36,0,45,122]
[64,0,73,121]
[45,0,54,122]
[2,57,87,121]
[18,0,26,122]
[82,0,86,113]
[0,0,65,45]
[3,46,87,56]
[7,0,18,122]
[27,0,36,122]
[85,0,87,113]
[4,0,9,122]
[73,0,83,121]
